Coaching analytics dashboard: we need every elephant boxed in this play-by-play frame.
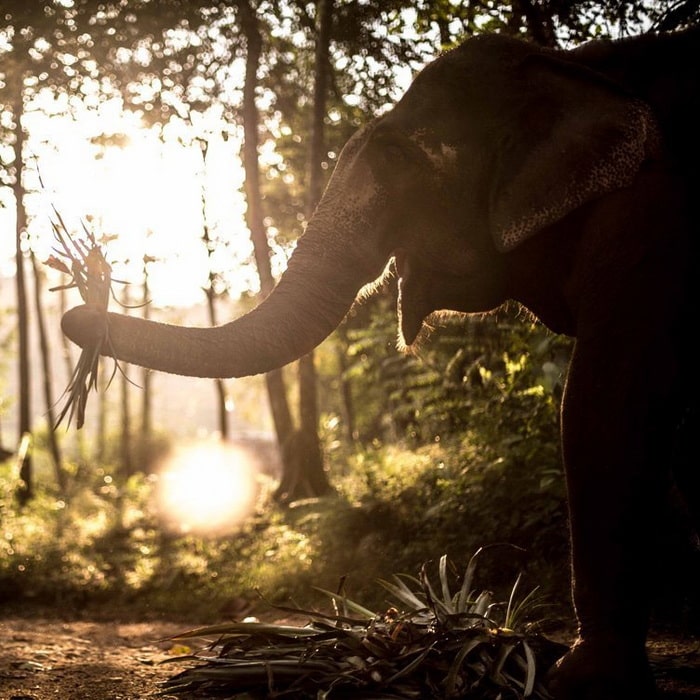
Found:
[62,26,699,699]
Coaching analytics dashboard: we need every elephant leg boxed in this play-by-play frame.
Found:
[550,638,656,700]
[672,402,700,533]
[548,332,673,700]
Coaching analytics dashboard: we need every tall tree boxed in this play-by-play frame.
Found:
[295,0,335,496]
[140,256,154,443]
[195,135,231,440]
[273,0,335,500]
[30,252,66,492]
[12,92,31,503]
[234,0,297,482]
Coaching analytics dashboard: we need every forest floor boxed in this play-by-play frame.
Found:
[0,616,184,700]
[1,613,699,699]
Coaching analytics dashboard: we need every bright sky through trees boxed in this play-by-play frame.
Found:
[0,3,426,312]
[0,92,269,308]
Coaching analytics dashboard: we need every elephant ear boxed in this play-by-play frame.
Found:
[489,56,661,252]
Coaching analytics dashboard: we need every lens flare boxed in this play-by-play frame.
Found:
[157,441,259,534]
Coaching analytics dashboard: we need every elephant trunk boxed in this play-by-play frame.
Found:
[61,229,387,379]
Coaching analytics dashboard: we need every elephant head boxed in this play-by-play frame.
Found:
[62,33,656,376]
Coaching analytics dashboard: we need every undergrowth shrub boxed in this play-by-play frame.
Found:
[0,425,571,622]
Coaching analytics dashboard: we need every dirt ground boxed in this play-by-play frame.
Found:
[0,617,187,700]
[1,616,699,699]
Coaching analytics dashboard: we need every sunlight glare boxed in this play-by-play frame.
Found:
[157,441,259,534]
[8,94,256,309]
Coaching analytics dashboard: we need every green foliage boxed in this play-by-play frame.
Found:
[0,405,570,622]
[318,437,569,611]
[290,301,574,611]
[329,293,572,452]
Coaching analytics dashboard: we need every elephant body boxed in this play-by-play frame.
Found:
[63,27,699,699]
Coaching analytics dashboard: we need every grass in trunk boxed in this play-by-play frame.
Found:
[44,209,126,429]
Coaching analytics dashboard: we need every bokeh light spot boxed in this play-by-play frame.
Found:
[157,441,259,534]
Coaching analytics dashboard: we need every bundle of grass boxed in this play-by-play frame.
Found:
[44,210,123,429]
[160,552,565,699]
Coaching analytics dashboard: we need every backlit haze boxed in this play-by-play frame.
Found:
[1,93,289,308]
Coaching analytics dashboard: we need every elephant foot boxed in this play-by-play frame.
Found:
[547,636,658,700]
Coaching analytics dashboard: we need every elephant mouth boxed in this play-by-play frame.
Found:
[393,245,510,348]
[393,248,409,280]
[393,248,436,347]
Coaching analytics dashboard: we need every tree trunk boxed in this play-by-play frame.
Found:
[120,287,132,478]
[58,286,87,462]
[298,353,327,492]
[13,94,32,504]
[206,282,230,439]
[294,0,335,496]
[236,0,295,466]
[268,0,334,502]
[30,252,66,493]
[198,136,230,440]
[140,261,152,441]
[334,323,356,447]
[97,360,107,461]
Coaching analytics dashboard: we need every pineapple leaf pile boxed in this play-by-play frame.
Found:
[160,552,565,699]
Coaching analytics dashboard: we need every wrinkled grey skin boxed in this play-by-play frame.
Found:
[64,28,699,699]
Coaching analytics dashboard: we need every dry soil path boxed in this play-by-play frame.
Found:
[0,617,188,700]
[1,616,699,699]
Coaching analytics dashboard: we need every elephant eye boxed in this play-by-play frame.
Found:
[371,128,418,169]
[380,140,415,167]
